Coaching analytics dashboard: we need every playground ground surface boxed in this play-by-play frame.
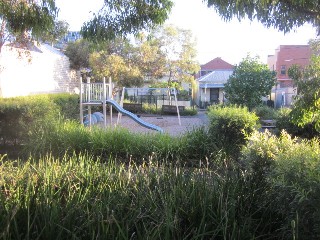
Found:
[101,110,209,137]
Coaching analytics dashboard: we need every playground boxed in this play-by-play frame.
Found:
[80,77,200,135]
[100,111,208,136]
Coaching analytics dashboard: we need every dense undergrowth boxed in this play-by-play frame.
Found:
[0,95,320,239]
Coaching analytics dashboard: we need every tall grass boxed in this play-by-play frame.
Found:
[241,130,320,239]
[24,118,216,164]
[0,153,278,239]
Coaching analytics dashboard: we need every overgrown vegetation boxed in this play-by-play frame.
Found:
[207,104,259,159]
[0,95,320,239]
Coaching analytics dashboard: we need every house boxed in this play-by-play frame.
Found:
[0,43,79,98]
[195,57,234,108]
[267,45,311,108]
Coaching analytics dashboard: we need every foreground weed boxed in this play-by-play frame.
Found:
[0,153,277,239]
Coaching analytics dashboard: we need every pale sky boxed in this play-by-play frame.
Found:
[55,0,318,65]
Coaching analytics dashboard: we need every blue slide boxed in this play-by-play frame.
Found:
[106,99,163,133]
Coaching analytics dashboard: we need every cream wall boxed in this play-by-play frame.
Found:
[0,44,78,98]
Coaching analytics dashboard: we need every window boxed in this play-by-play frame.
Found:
[280,65,286,75]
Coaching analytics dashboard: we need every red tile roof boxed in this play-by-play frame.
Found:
[201,57,234,70]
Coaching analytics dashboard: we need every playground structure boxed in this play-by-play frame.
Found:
[79,78,182,133]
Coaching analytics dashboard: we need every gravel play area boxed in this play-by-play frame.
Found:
[102,111,209,137]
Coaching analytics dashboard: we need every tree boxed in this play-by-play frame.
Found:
[65,39,92,71]
[0,0,57,52]
[89,51,143,87]
[41,20,69,46]
[204,0,320,34]
[288,44,320,131]
[132,32,167,83]
[149,25,200,87]
[81,0,173,41]
[224,56,276,109]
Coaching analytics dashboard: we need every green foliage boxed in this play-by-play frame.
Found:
[149,81,181,90]
[253,105,278,120]
[224,55,276,110]
[5,130,320,239]
[276,107,319,139]
[81,0,173,41]
[24,119,203,163]
[41,20,69,46]
[64,39,92,71]
[0,153,270,239]
[179,107,197,116]
[241,131,320,239]
[151,25,200,84]
[47,93,79,120]
[134,32,167,82]
[288,53,320,132]
[0,94,79,146]
[207,105,259,159]
[89,51,143,87]
[0,95,59,145]
[0,0,57,50]
[205,0,320,34]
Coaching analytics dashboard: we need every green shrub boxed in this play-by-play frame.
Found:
[47,93,79,120]
[253,105,278,120]
[0,95,59,145]
[179,106,197,116]
[207,105,259,160]
[276,108,319,139]
[241,130,320,239]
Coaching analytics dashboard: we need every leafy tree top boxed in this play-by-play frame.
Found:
[288,43,320,131]
[0,0,57,38]
[205,0,320,34]
[81,0,174,41]
[224,55,276,109]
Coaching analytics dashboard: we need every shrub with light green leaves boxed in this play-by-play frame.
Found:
[47,93,79,120]
[207,105,259,160]
[0,96,59,145]
[241,130,320,239]
[253,105,278,120]
[276,107,319,139]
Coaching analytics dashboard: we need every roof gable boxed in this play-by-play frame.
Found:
[201,57,234,70]
[198,70,233,84]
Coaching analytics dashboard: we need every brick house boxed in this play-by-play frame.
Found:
[267,45,311,107]
[195,57,234,108]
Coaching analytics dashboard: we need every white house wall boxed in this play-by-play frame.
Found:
[0,44,78,98]
[199,88,224,103]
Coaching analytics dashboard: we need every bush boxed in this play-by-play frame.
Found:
[207,105,259,160]
[241,131,320,239]
[47,93,79,120]
[0,95,59,145]
[253,105,278,120]
[276,108,319,139]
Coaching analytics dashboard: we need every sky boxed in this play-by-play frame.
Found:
[55,0,318,65]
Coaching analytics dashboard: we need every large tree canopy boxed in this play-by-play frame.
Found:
[0,0,57,37]
[0,0,57,52]
[205,0,320,34]
[81,0,174,41]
